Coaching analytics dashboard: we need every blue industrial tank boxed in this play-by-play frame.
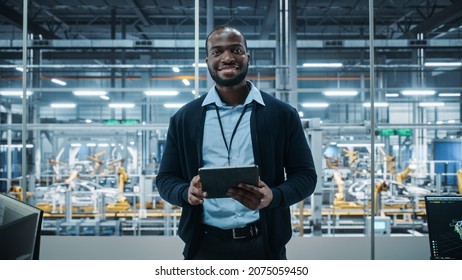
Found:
[433,140,462,186]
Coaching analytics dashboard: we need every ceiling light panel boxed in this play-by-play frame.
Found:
[323,90,358,97]
[301,103,329,108]
[401,90,436,96]
[51,78,67,86]
[424,62,462,67]
[0,90,33,96]
[302,63,343,68]
[50,103,76,108]
[108,103,135,108]
[438,93,460,97]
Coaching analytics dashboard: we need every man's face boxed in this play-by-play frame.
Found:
[205,29,250,87]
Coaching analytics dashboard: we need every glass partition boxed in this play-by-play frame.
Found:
[0,1,461,254]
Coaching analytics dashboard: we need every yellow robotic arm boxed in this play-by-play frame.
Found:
[343,148,359,165]
[106,166,131,212]
[88,150,107,174]
[396,165,415,185]
[117,166,128,193]
[333,171,345,202]
[374,181,388,216]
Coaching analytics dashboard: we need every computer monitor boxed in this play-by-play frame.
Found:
[0,193,44,260]
[425,195,462,260]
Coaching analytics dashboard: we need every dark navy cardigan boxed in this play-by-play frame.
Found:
[156,90,317,259]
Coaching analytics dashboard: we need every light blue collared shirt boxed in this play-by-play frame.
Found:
[201,81,265,229]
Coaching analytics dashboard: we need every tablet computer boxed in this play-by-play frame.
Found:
[198,165,259,198]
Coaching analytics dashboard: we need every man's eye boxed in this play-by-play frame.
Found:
[233,49,243,54]
[211,50,222,56]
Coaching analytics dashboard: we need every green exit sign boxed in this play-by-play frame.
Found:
[377,128,413,136]
[121,119,139,125]
[396,129,413,136]
[378,129,395,136]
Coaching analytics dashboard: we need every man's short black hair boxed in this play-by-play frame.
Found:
[205,25,248,56]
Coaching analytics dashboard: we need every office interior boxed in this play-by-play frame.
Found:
[0,0,461,259]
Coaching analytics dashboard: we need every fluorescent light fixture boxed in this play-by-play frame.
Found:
[172,66,180,73]
[436,120,443,124]
[419,102,445,107]
[438,92,460,97]
[50,103,76,108]
[144,90,179,96]
[192,63,207,68]
[108,103,135,109]
[301,102,329,108]
[0,144,33,148]
[15,67,24,72]
[86,143,97,147]
[163,103,185,109]
[337,143,385,148]
[51,78,67,86]
[323,90,358,97]
[298,111,304,118]
[100,95,110,100]
[401,89,436,96]
[448,120,456,123]
[182,79,191,86]
[424,62,462,67]
[98,143,109,147]
[70,143,81,147]
[85,119,92,124]
[363,102,389,107]
[0,90,33,96]
[73,90,107,96]
[385,93,399,97]
[302,63,343,68]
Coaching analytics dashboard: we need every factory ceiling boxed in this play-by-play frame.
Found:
[0,0,461,126]
[0,0,461,41]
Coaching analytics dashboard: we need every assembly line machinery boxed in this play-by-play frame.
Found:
[2,119,462,237]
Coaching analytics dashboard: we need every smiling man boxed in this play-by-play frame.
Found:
[156,25,317,260]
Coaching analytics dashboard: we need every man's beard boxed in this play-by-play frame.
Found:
[209,64,248,87]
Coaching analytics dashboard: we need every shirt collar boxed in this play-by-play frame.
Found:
[202,81,265,107]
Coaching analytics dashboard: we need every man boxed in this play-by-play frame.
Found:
[156,25,317,260]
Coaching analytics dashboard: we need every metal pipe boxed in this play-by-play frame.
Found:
[4,86,460,93]
[1,63,459,69]
[206,0,214,90]
[6,107,12,191]
[21,0,28,202]
[368,0,376,260]
[194,0,199,99]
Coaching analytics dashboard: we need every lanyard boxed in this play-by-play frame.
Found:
[214,103,250,166]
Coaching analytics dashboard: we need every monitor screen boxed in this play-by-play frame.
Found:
[425,195,462,260]
[0,194,43,260]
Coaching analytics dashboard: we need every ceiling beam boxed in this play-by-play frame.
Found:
[0,2,60,39]
[400,1,462,39]
[129,0,150,26]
